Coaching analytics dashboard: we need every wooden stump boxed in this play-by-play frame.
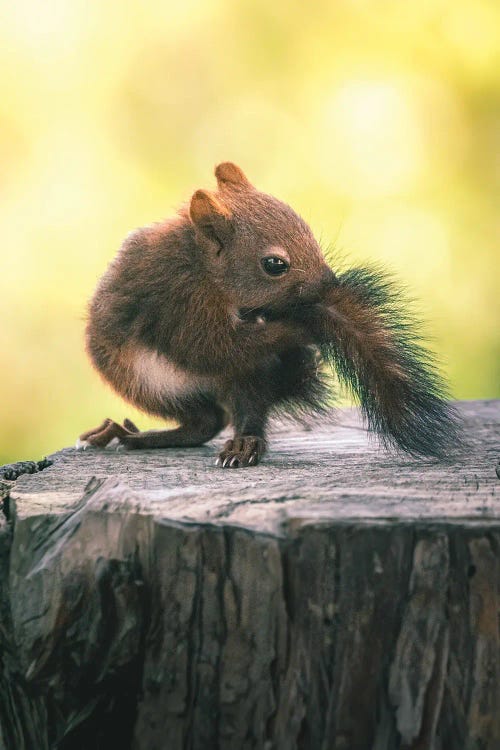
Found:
[0,400,499,750]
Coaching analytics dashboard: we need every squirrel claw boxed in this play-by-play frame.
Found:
[216,436,266,469]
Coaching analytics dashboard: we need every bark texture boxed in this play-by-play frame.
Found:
[0,400,499,750]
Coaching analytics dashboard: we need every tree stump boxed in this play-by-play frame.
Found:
[0,400,499,750]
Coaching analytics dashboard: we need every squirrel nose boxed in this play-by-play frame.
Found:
[297,267,337,303]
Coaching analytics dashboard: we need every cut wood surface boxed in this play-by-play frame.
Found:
[0,400,499,750]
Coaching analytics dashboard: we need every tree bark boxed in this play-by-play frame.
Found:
[0,400,499,750]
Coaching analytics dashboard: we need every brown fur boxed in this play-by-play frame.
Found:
[82,162,333,465]
[319,288,408,382]
[81,161,456,465]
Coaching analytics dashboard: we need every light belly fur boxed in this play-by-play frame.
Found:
[130,345,213,401]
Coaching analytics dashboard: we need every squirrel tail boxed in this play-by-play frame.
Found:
[317,266,460,458]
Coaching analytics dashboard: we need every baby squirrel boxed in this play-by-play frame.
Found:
[80,162,458,467]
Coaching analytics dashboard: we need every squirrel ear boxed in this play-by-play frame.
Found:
[215,162,253,190]
[189,189,233,247]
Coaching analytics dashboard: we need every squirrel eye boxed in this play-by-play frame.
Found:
[261,256,290,277]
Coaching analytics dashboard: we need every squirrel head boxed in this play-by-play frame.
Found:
[188,162,335,314]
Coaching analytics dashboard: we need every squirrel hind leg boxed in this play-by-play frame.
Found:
[118,401,227,450]
[77,393,228,451]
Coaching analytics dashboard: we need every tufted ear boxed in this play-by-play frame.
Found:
[189,189,233,249]
[215,162,253,190]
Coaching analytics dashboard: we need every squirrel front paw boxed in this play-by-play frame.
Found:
[76,418,139,450]
[215,436,266,468]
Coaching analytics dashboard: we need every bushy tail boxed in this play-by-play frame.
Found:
[314,267,460,458]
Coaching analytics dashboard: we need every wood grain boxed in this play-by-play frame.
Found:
[0,400,498,749]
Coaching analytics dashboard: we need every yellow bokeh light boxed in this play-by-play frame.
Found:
[0,0,498,462]
[319,79,426,198]
[342,207,451,281]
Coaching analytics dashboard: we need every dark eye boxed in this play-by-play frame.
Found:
[261,256,290,277]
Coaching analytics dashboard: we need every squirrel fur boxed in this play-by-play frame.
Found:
[80,162,458,467]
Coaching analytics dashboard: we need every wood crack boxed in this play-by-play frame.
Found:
[0,400,498,749]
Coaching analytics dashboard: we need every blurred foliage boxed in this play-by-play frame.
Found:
[0,0,499,463]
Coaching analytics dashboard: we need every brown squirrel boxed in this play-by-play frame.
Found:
[79,162,458,467]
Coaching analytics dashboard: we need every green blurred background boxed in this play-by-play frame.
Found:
[1,0,498,463]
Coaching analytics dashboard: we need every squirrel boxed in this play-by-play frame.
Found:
[79,162,458,467]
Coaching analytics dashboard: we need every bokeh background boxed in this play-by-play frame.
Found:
[1,0,498,463]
